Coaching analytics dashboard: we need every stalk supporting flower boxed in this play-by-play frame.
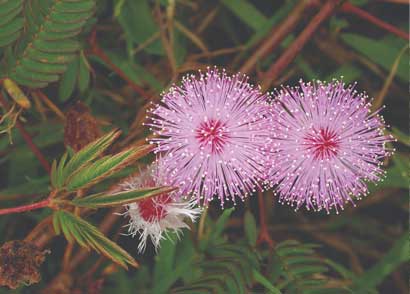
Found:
[117,165,201,253]
[146,68,273,206]
[268,80,394,213]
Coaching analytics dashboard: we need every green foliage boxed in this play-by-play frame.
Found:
[1,0,96,88]
[71,186,175,208]
[172,244,259,294]
[65,145,150,191]
[51,130,120,189]
[0,0,24,48]
[352,234,409,292]
[53,210,137,269]
[244,210,257,246]
[270,240,351,294]
[341,33,408,82]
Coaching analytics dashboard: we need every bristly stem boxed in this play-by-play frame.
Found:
[0,199,50,216]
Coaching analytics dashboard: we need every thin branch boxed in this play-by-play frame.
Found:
[261,0,342,90]
[88,30,152,101]
[239,0,309,74]
[341,2,409,40]
[0,199,50,215]
[256,190,274,248]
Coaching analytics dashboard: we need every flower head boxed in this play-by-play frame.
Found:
[268,80,393,213]
[118,165,201,252]
[146,68,272,206]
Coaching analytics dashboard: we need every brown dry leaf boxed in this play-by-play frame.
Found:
[0,240,50,289]
[64,101,102,152]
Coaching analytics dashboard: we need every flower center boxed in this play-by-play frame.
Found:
[195,119,230,154]
[303,127,340,160]
[138,194,172,222]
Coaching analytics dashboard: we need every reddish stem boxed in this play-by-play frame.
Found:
[262,0,341,89]
[341,2,409,40]
[0,93,51,173]
[256,190,274,248]
[88,30,152,100]
[0,199,50,215]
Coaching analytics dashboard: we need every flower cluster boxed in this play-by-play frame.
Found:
[120,69,393,252]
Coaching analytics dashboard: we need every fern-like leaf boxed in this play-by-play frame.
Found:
[53,210,138,269]
[172,244,260,294]
[271,240,351,294]
[3,0,96,88]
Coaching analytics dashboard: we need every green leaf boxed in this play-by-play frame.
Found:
[3,0,96,88]
[58,57,79,102]
[221,0,268,31]
[66,144,153,191]
[210,207,235,241]
[62,130,120,181]
[244,210,257,246]
[353,234,409,291]
[116,0,164,55]
[53,210,138,269]
[325,64,362,84]
[71,186,176,208]
[391,127,410,147]
[78,51,91,92]
[341,33,408,82]
[0,0,24,48]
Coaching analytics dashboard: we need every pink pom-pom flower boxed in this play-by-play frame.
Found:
[268,80,394,213]
[117,165,201,252]
[146,68,273,206]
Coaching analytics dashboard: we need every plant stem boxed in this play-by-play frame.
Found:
[0,92,51,173]
[0,199,50,216]
[341,2,409,40]
[256,190,274,248]
[261,0,341,89]
[88,30,152,101]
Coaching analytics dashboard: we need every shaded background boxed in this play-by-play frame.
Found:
[0,0,408,293]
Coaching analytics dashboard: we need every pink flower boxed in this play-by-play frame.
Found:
[146,68,272,206]
[118,165,201,252]
[268,80,394,213]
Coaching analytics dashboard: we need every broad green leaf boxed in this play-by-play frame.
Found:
[353,234,409,291]
[59,57,79,102]
[391,127,410,147]
[53,210,138,269]
[210,207,235,242]
[221,0,268,31]
[325,64,362,84]
[92,51,163,92]
[71,186,175,208]
[341,33,408,82]
[78,51,90,92]
[115,0,164,55]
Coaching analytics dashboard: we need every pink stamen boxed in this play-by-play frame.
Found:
[195,119,230,154]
